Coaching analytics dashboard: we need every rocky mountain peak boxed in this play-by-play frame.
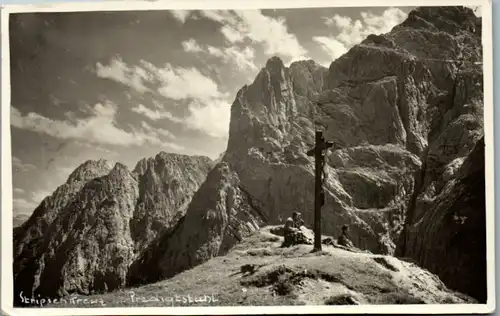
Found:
[132,157,154,175]
[264,55,286,70]
[108,162,133,180]
[290,59,324,69]
[155,151,212,164]
[133,152,213,176]
[398,5,480,35]
[250,56,289,91]
[66,158,113,184]
[413,5,478,23]
[226,54,326,157]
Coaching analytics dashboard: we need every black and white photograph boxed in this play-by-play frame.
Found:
[1,0,495,314]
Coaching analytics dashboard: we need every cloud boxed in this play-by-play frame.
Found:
[99,57,231,139]
[182,38,257,72]
[131,103,183,125]
[11,102,181,149]
[137,60,227,101]
[31,190,51,204]
[140,121,177,140]
[57,166,76,179]
[96,56,225,100]
[12,156,36,172]
[13,188,25,195]
[75,141,118,155]
[318,8,407,58]
[182,38,203,53]
[96,57,151,93]
[171,10,192,23]
[13,198,38,213]
[184,99,231,139]
[199,10,308,63]
[312,36,348,62]
[132,102,229,139]
[13,189,51,214]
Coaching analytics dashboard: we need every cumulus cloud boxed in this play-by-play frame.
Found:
[312,36,347,63]
[13,189,52,214]
[57,166,76,179]
[184,99,231,139]
[98,57,231,139]
[31,190,52,204]
[97,57,227,102]
[75,141,118,155]
[182,38,203,53]
[170,10,192,23]
[131,103,183,124]
[198,10,308,63]
[139,121,177,140]
[13,198,38,213]
[152,65,226,100]
[13,187,25,195]
[12,156,36,172]
[132,101,230,139]
[96,57,151,93]
[11,103,181,150]
[182,38,257,72]
[317,8,407,60]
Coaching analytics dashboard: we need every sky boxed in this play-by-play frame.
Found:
[9,5,482,217]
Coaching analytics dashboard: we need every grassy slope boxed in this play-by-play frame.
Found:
[45,226,475,307]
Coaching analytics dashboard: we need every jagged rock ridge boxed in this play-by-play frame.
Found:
[13,153,214,304]
[127,5,485,302]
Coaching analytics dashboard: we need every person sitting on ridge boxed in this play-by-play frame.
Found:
[292,211,305,228]
[337,224,355,249]
[282,214,312,247]
[282,217,300,247]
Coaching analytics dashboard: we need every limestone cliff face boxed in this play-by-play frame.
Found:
[127,6,485,298]
[13,153,213,303]
[130,153,214,250]
[319,5,483,255]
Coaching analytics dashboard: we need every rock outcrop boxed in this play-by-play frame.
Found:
[127,6,485,301]
[13,153,213,304]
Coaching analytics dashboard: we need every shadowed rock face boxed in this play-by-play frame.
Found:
[398,137,486,302]
[127,162,266,287]
[130,153,214,251]
[13,153,214,304]
[126,6,485,300]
